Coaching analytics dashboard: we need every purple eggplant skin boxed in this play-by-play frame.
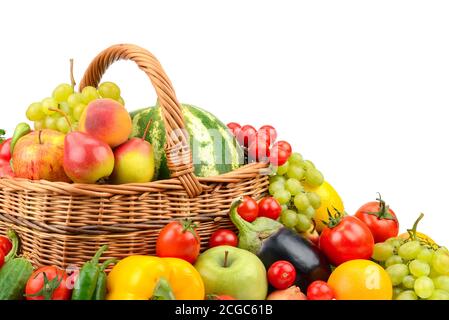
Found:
[258,227,331,291]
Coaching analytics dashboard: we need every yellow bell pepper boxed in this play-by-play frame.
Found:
[106,256,205,300]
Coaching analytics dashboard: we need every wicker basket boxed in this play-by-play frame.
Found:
[0,44,270,268]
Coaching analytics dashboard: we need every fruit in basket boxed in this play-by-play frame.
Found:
[354,194,399,243]
[0,136,14,178]
[25,266,71,300]
[266,286,307,300]
[304,181,344,233]
[63,131,114,184]
[107,256,205,300]
[110,120,155,184]
[319,209,374,266]
[26,76,126,134]
[371,214,449,300]
[130,104,243,180]
[327,259,393,300]
[79,98,132,148]
[258,196,282,220]
[12,129,71,182]
[156,220,200,264]
[194,245,268,300]
[229,199,331,291]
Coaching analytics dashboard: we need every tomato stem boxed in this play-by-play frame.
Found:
[324,207,345,228]
[365,193,396,221]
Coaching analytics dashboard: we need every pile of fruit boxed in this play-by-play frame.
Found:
[1,67,449,301]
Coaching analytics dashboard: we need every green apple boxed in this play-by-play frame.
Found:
[194,245,267,300]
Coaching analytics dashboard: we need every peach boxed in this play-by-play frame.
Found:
[79,98,132,148]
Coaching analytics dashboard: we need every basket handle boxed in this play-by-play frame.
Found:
[79,44,202,198]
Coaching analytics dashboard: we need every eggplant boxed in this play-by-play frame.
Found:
[229,199,331,291]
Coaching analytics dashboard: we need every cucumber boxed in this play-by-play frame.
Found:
[0,230,34,300]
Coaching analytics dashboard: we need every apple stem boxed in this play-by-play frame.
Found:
[141,118,153,141]
[70,59,76,89]
[38,130,42,145]
[49,108,73,132]
[223,250,229,268]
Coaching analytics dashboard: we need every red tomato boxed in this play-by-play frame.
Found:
[319,212,374,266]
[209,229,238,248]
[156,220,201,264]
[307,280,335,300]
[0,251,4,268]
[227,122,241,137]
[267,260,297,290]
[236,125,257,147]
[0,236,12,256]
[248,138,270,162]
[25,266,71,300]
[354,195,399,243]
[258,197,282,220]
[274,140,292,154]
[237,196,259,222]
[269,145,291,166]
[0,138,12,162]
[258,125,277,146]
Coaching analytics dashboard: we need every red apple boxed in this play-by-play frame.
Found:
[63,131,114,184]
[12,130,71,182]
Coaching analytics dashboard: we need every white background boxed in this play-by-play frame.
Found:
[0,0,448,243]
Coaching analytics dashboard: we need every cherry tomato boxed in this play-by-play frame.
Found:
[209,229,238,248]
[236,125,257,148]
[0,235,12,256]
[226,122,241,137]
[267,260,297,290]
[25,266,71,300]
[237,196,259,222]
[307,280,335,300]
[327,260,393,300]
[319,211,374,266]
[258,125,277,146]
[248,138,270,162]
[274,140,292,154]
[0,138,12,162]
[269,145,291,166]
[258,197,282,220]
[354,195,399,243]
[156,220,201,264]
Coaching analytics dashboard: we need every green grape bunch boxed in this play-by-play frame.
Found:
[25,60,125,134]
[371,213,449,300]
[270,152,325,234]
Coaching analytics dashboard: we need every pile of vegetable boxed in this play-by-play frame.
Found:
[1,66,449,301]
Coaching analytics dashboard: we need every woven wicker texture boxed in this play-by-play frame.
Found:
[0,44,269,268]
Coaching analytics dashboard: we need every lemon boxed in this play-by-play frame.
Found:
[304,181,344,233]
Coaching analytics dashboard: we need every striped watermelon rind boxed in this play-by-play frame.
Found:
[130,104,244,180]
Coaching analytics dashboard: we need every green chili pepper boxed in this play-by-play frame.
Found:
[93,258,118,300]
[71,245,108,300]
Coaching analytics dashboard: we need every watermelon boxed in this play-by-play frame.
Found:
[130,104,244,180]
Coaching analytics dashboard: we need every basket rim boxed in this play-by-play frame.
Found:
[0,162,270,197]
